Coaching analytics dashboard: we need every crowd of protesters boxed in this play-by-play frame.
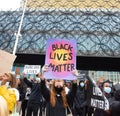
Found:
[0,65,120,116]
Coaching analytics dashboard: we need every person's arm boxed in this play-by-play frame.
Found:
[67,80,77,106]
[40,65,50,101]
[22,72,33,88]
[67,70,78,106]
[40,79,50,101]
[23,78,32,88]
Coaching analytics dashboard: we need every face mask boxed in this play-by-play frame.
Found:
[54,87,63,93]
[5,82,10,88]
[104,87,111,94]
[80,82,85,88]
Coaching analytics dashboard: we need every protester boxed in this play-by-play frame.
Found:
[93,80,112,116]
[0,73,17,114]
[36,73,45,116]
[39,65,78,116]
[7,73,20,116]
[110,84,120,116]
[72,77,87,116]
[23,73,43,116]
[21,86,31,116]
[19,74,32,116]
[84,79,94,116]
[17,77,27,115]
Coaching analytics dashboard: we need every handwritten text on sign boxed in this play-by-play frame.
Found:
[91,87,109,110]
[24,65,41,74]
[45,39,76,80]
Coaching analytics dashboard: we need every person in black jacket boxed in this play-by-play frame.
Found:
[93,80,112,116]
[23,74,43,116]
[72,78,87,116]
[110,85,120,116]
[40,65,78,116]
[17,78,27,116]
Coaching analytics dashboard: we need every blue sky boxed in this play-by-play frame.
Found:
[0,0,21,11]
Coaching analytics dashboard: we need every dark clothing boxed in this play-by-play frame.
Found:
[93,109,111,116]
[86,106,94,116]
[46,96,66,116]
[21,87,31,116]
[93,95,112,116]
[110,90,120,116]
[41,79,77,116]
[72,86,87,116]
[21,99,28,116]
[39,96,46,116]
[26,101,40,116]
[17,78,28,116]
[110,100,120,116]
[24,78,42,104]
[72,107,86,116]
[74,87,86,108]
[17,84,26,101]
[23,78,43,116]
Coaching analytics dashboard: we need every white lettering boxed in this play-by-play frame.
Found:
[24,65,41,74]
[93,87,102,96]
[91,98,104,109]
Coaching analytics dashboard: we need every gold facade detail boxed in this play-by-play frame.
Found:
[26,0,120,9]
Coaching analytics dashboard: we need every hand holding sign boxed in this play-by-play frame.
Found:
[72,69,79,76]
[71,69,78,83]
[42,65,49,73]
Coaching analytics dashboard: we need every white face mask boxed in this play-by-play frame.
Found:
[104,87,111,94]
[5,82,10,88]
[80,82,85,87]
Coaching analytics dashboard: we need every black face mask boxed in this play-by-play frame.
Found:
[54,87,63,93]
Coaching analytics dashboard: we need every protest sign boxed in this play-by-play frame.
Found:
[86,76,109,110]
[0,50,16,75]
[24,65,41,74]
[44,39,77,80]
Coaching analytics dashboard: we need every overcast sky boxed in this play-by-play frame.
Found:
[0,0,21,11]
